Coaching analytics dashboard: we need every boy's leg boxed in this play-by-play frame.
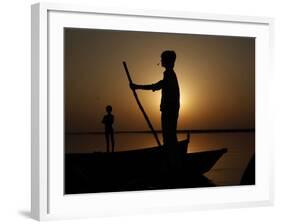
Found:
[111,131,115,152]
[161,112,180,175]
[105,133,109,153]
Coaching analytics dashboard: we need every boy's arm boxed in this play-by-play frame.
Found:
[131,80,163,91]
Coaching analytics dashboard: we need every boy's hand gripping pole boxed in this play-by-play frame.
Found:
[122,61,161,147]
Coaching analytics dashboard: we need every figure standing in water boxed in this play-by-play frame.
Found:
[102,105,115,153]
[130,50,181,171]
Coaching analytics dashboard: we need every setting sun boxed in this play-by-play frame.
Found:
[65,28,254,133]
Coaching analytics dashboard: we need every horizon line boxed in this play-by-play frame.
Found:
[66,128,255,135]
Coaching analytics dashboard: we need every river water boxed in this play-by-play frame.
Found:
[65,132,255,186]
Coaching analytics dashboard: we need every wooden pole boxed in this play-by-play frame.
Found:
[122,61,161,147]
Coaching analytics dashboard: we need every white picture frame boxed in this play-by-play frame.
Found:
[31,2,274,221]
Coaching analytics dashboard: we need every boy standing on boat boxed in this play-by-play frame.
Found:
[130,50,181,171]
[102,105,115,153]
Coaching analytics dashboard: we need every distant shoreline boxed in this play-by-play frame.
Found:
[66,129,255,135]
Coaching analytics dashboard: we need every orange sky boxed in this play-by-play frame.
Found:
[64,28,255,133]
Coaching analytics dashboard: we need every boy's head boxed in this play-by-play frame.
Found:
[161,50,176,69]
[106,105,112,113]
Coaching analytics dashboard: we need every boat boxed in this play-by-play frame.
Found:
[65,134,227,194]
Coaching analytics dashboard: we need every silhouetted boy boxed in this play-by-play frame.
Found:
[130,50,181,172]
[102,105,115,153]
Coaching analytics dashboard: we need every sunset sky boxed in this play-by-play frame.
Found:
[64,28,255,133]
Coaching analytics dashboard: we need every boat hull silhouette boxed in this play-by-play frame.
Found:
[65,138,227,194]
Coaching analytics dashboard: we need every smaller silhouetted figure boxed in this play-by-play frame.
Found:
[102,105,115,153]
